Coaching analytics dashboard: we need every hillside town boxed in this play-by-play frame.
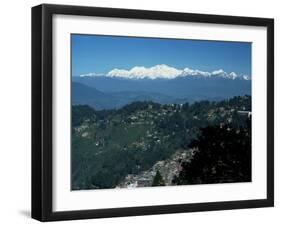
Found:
[72,95,251,190]
[117,150,196,188]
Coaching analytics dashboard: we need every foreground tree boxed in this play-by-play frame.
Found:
[152,170,165,186]
[173,120,251,185]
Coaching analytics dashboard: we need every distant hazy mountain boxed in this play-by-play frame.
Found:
[72,82,118,110]
[72,82,185,110]
[73,76,250,108]
[72,64,251,109]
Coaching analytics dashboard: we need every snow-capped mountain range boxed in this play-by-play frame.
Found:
[79,64,251,80]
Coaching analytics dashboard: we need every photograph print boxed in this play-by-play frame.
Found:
[71,34,252,191]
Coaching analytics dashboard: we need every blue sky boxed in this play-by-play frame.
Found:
[71,34,251,76]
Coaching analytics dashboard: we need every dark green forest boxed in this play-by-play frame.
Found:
[173,121,251,185]
[71,95,251,190]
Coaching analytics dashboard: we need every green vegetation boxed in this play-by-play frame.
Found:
[152,170,165,186]
[71,95,251,190]
[173,119,251,185]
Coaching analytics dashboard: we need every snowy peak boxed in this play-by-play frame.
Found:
[107,64,182,79]
[181,67,211,77]
[79,64,250,80]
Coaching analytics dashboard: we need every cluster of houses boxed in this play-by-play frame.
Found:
[116,150,194,189]
[74,102,251,154]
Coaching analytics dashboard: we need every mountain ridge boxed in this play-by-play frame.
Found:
[72,77,251,110]
[78,64,250,80]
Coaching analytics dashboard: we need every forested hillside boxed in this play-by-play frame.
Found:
[71,95,251,190]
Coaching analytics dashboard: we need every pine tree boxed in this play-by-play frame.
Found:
[152,170,165,186]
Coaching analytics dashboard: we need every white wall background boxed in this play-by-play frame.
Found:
[0,0,279,225]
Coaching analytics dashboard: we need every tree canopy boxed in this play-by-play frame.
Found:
[152,170,165,186]
[173,120,251,185]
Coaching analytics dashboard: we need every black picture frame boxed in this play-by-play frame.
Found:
[32,4,274,222]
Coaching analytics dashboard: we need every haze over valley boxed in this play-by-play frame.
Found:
[73,64,251,110]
